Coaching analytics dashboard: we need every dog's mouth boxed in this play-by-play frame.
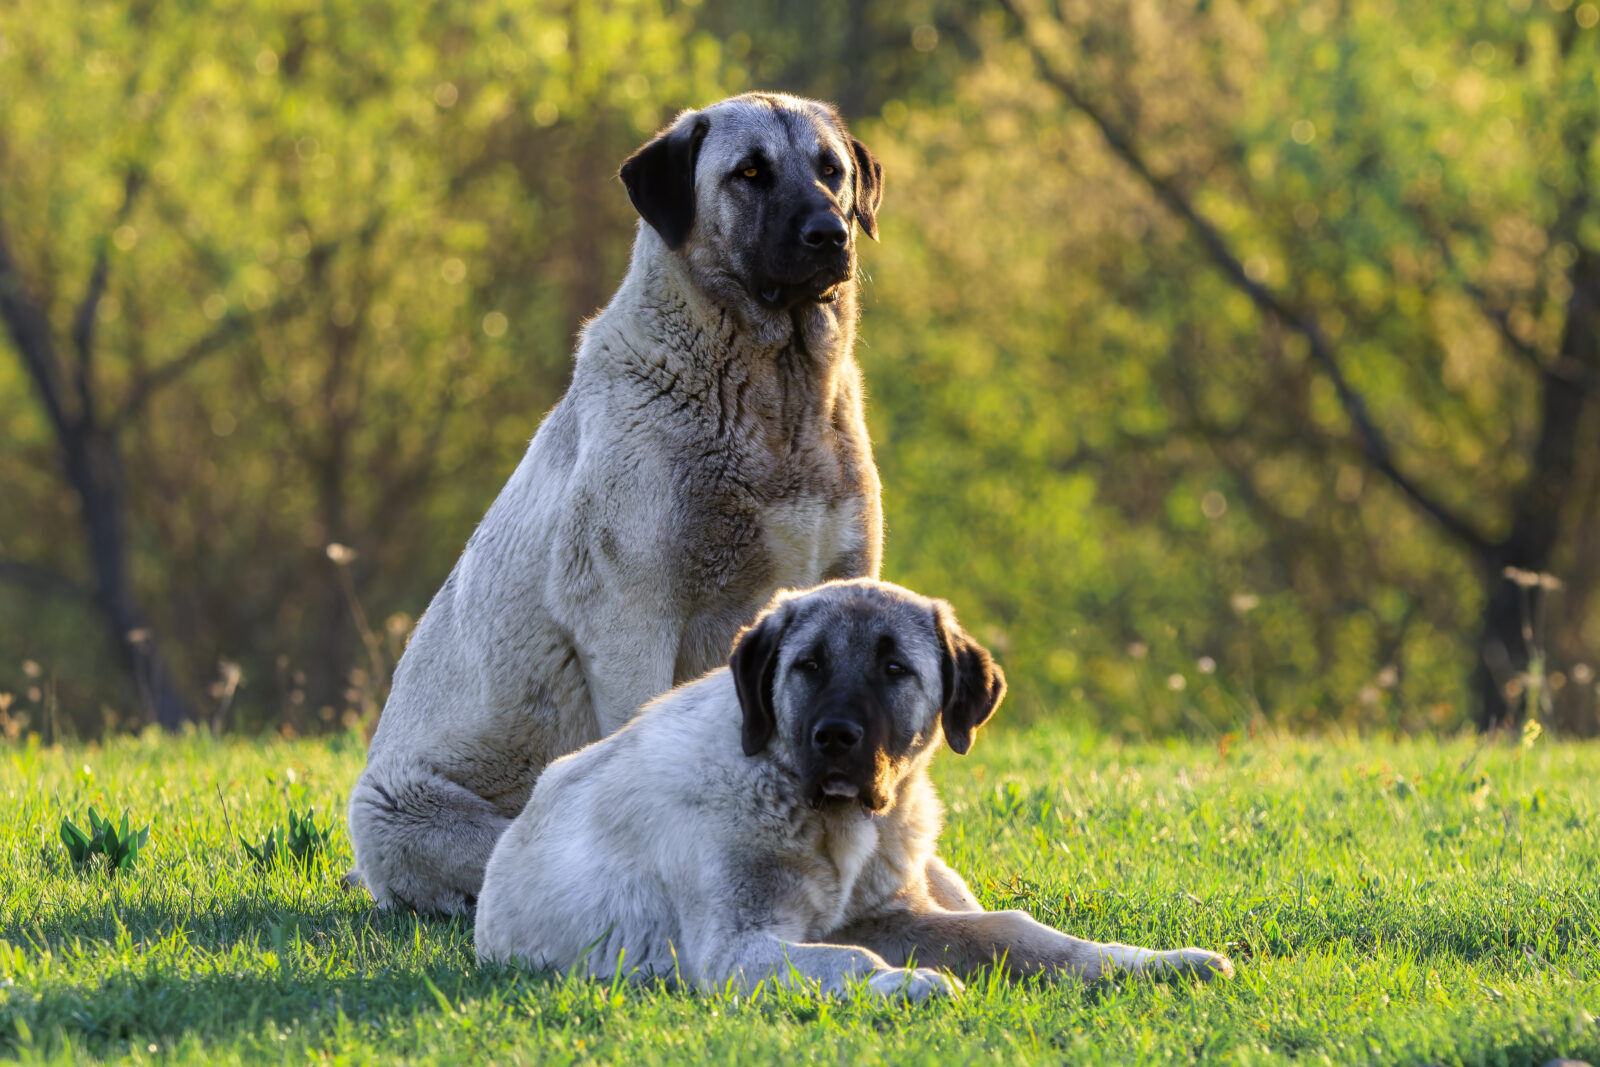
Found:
[754,266,851,310]
[810,773,887,818]
[821,774,859,800]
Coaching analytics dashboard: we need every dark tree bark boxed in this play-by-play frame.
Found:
[1472,247,1600,729]
[0,196,195,731]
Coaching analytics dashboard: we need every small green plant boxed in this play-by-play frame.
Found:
[242,806,333,873]
[59,807,151,873]
[241,826,281,871]
[59,816,94,868]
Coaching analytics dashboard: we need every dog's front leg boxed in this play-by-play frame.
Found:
[691,931,959,1001]
[576,618,682,736]
[922,854,983,912]
[841,908,1233,983]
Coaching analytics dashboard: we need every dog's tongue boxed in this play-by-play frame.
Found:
[821,775,859,799]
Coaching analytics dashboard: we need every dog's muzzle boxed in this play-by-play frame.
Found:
[753,211,854,310]
[804,716,888,814]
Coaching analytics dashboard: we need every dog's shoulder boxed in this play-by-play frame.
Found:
[601,669,830,855]
[552,667,763,814]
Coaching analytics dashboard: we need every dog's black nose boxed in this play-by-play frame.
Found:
[812,718,864,756]
[800,213,849,249]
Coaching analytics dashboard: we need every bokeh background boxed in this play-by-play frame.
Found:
[2,0,1597,740]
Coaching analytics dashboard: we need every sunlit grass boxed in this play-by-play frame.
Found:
[1,726,1596,1064]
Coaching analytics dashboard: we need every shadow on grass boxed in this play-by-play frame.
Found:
[1,881,468,957]
[0,962,551,1055]
[10,883,1589,983]
[0,892,563,1057]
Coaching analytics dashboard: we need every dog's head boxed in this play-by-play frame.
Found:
[729,579,1005,817]
[619,92,883,314]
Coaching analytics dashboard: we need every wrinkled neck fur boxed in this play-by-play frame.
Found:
[597,224,861,392]
[761,755,941,857]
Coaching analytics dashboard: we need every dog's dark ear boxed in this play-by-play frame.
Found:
[933,601,1006,755]
[849,136,883,241]
[730,605,789,757]
[619,115,709,250]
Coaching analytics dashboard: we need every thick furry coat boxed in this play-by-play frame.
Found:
[476,581,1234,997]
[348,93,887,913]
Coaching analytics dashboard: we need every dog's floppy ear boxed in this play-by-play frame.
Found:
[619,114,710,250]
[933,601,1006,755]
[730,604,790,757]
[848,136,883,241]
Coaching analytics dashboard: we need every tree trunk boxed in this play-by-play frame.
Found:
[1473,246,1599,729]
[0,218,194,731]
[311,304,354,720]
[64,423,192,730]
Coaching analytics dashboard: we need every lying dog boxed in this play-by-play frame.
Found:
[476,580,1234,997]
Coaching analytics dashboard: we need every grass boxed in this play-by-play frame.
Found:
[1,724,1597,1065]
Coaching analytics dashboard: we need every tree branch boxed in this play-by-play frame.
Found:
[999,0,1494,556]
[110,224,354,430]
[1418,206,1596,395]
[72,167,145,427]
[0,213,72,438]
[111,296,301,430]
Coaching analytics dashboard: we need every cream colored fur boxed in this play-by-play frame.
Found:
[476,581,1234,997]
[346,94,887,914]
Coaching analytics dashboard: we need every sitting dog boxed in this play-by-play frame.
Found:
[346,92,892,915]
[475,580,1234,997]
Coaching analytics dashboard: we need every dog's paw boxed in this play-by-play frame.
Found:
[864,966,963,1001]
[1170,947,1234,981]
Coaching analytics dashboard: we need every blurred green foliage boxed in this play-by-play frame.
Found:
[1,0,1597,738]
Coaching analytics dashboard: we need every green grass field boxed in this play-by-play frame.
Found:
[1,725,1596,1065]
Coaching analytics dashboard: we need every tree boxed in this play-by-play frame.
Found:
[0,0,728,732]
[1,170,196,729]
[979,0,1598,730]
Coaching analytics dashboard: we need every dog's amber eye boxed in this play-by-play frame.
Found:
[742,167,759,178]
[822,165,836,176]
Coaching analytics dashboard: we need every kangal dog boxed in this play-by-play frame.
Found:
[347,93,926,914]
[476,580,1235,996]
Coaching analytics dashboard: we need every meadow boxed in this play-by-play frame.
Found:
[0,724,1596,1065]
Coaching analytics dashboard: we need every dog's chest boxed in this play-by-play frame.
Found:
[795,816,880,933]
[761,496,863,588]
